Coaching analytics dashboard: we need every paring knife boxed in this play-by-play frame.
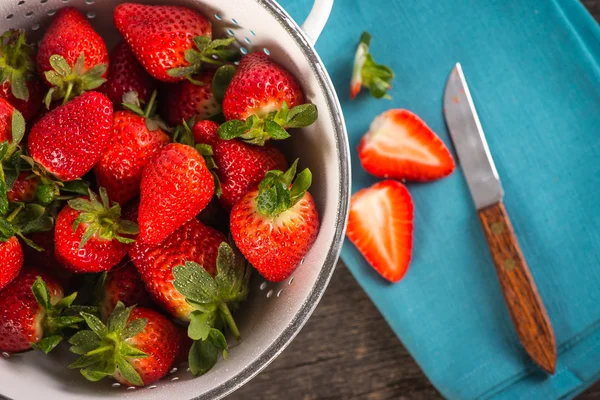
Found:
[443,63,557,374]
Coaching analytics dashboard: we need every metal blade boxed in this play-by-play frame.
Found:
[443,63,503,210]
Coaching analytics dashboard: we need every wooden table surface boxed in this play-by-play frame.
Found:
[230,2,600,399]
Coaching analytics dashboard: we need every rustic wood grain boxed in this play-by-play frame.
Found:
[230,2,600,399]
[478,202,556,374]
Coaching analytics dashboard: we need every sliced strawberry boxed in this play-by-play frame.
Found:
[346,180,413,283]
[358,109,455,181]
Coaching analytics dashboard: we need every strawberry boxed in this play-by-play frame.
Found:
[0,268,83,353]
[99,42,156,106]
[6,171,40,202]
[0,30,44,120]
[0,236,23,290]
[350,32,394,100]
[114,3,236,82]
[170,242,250,375]
[95,91,170,205]
[162,69,221,126]
[129,218,226,320]
[98,262,151,319]
[346,180,414,283]
[37,7,108,105]
[69,303,179,386]
[54,188,138,273]
[358,109,455,181]
[230,160,320,282]
[138,143,214,245]
[28,91,114,181]
[192,119,288,209]
[219,52,318,146]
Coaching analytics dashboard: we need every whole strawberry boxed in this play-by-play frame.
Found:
[0,30,44,120]
[138,143,214,245]
[28,91,113,181]
[7,171,40,202]
[219,52,317,146]
[0,268,82,353]
[95,91,170,205]
[231,160,320,282]
[37,8,108,105]
[54,188,138,273]
[114,3,235,82]
[0,237,23,290]
[162,69,220,125]
[69,303,179,386]
[98,263,151,319]
[129,218,225,320]
[193,120,288,209]
[99,42,156,106]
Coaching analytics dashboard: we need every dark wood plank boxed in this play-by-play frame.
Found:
[230,2,600,399]
[479,202,556,374]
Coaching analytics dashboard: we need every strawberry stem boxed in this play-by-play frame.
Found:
[62,82,74,105]
[143,90,157,119]
[218,302,240,341]
[6,203,23,222]
[85,345,113,356]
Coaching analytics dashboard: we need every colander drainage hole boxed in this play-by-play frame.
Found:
[85,0,94,3]
[231,18,238,25]
[227,29,235,37]
[86,11,95,19]
[1,352,10,358]
[5,14,13,19]
[111,383,121,388]
[277,289,283,297]
[214,13,222,20]
[18,1,25,6]
[259,282,267,291]
[239,47,248,55]
[263,47,271,56]
[31,23,39,30]
[25,11,33,17]
[40,0,47,3]
[171,376,180,381]
[250,30,256,36]
[47,9,55,15]
[244,37,251,44]
[169,367,178,374]
[288,276,294,285]
[148,385,157,390]
[61,0,68,3]
[127,386,136,391]
[266,289,273,298]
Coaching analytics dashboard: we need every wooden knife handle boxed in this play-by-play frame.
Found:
[478,202,557,374]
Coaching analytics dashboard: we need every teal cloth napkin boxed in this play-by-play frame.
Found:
[277,0,600,398]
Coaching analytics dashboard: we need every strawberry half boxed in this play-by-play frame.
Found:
[358,109,455,181]
[95,91,170,205]
[219,52,318,146]
[0,30,44,120]
[114,3,236,82]
[350,31,394,100]
[346,180,414,283]
[138,143,214,245]
[98,42,156,107]
[68,303,179,386]
[54,188,138,273]
[37,7,108,106]
[0,268,83,353]
[230,160,320,282]
[28,91,114,181]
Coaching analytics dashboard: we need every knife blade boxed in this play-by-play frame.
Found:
[443,63,557,374]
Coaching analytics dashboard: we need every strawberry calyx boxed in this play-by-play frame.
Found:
[30,276,86,354]
[167,36,238,83]
[43,52,107,107]
[212,64,236,103]
[172,241,251,376]
[0,110,26,212]
[0,196,56,251]
[0,29,37,101]
[121,90,171,132]
[255,158,312,217]
[68,187,139,249]
[218,101,318,146]
[350,31,394,100]
[173,118,222,197]
[68,302,149,386]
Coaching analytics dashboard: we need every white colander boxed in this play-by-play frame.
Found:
[0,0,350,398]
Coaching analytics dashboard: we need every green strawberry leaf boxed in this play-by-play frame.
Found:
[290,168,312,206]
[80,368,111,382]
[10,73,29,101]
[121,317,147,340]
[69,331,102,355]
[60,180,90,195]
[107,302,132,333]
[31,335,63,354]
[256,160,312,216]
[10,109,25,146]
[188,338,219,376]
[80,312,108,339]
[116,355,144,386]
[69,353,103,369]
[32,276,51,309]
[264,120,290,140]
[285,104,318,128]
[218,119,247,140]
[361,53,394,100]
[172,261,218,304]
[212,65,236,103]
[188,310,212,341]
[208,328,228,359]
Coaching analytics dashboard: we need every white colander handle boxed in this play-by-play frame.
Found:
[300,0,333,45]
